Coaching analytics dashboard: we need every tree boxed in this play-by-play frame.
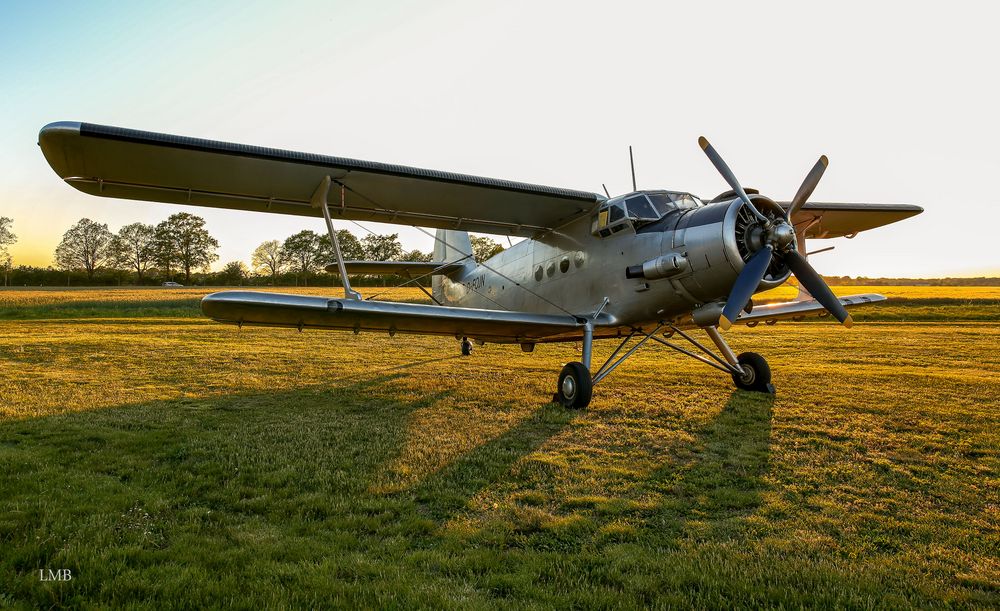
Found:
[318,229,364,266]
[54,218,114,281]
[402,249,433,262]
[251,240,286,283]
[110,222,156,282]
[152,222,178,280]
[282,230,324,284]
[0,217,15,287]
[0,217,14,258]
[154,213,219,284]
[221,260,248,285]
[361,233,404,261]
[471,235,504,263]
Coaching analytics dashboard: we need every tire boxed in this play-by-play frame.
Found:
[557,362,592,409]
[461,338,473,356]
[732,352,772,393]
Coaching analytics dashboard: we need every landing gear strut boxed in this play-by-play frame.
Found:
[554,321,774,408]
[554,321,594,408]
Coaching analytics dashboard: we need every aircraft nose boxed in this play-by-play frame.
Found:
[770,222,795,249]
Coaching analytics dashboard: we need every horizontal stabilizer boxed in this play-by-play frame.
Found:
[325,260,466,276]
[201,291,587,342]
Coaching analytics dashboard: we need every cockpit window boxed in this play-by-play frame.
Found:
[624,195,657,221]
[671,193,701,209]
[592,191,702,237]
[647,193,673,216]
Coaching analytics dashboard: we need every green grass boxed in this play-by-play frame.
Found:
[0,290,997,608]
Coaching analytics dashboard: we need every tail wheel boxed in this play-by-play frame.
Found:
[732,352,773,393]
[461,337,473,356]
[557,362,592,409]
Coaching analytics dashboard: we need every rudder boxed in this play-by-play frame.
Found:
[432,229,476,305]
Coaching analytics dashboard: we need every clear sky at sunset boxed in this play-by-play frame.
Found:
[1,0,997,277]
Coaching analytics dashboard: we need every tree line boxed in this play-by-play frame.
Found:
[0,214,505,287]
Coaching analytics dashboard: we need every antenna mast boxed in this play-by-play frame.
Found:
[629,146,637,191]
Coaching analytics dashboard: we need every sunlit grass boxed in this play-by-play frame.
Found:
[0,286,429,319]
[0,289,997,607]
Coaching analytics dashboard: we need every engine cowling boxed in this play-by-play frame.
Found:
[672,195,792,305]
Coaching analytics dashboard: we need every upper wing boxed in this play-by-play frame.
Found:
[201,291,595,343]
[38,122,605,238]
[779,201,923,238]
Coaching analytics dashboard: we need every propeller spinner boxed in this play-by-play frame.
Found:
[698,137,851,330]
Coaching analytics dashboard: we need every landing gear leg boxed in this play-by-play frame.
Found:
[555,321,593,409]
[704,326,774,394]
[461,337,473,356]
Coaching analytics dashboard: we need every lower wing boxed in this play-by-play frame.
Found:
[734,293,886,326]
[329,261,465,276]
[201,291,598,343]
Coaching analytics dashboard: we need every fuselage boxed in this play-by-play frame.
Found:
[435,190,791,335]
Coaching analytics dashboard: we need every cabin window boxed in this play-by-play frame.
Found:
[534,265,543,281]
[546,261,555,277]
[559,257,570,273]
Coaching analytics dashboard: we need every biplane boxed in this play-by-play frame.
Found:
[39,122,921,407]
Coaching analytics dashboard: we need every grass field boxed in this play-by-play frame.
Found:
[1,287,998,607]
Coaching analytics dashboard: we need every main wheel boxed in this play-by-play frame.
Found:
[461,337,473,356]
[732,352,773,393]
[557,362,592,408]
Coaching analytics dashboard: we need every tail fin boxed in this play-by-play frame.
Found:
[432,229,476,305]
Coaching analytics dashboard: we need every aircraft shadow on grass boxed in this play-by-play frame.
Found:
[638,391,775,543]
[0,371,770,570]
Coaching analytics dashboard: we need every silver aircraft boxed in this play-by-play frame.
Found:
[39,122,922,407]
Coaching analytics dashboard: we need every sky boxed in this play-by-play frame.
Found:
[1,0,998,277]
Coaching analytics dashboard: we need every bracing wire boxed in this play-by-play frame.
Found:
[331,180,581,318]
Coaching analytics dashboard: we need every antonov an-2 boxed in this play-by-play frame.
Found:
[39,122,922,407]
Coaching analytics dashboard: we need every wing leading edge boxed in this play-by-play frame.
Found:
[39,122,605,238]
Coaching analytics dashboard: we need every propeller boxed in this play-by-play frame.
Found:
[720,245,773,327]
[699,137,850,330]
[698,136,770,225]
[787,155,829,218]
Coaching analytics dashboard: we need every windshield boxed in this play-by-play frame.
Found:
[624,195,657,221]
[593,191,703,236]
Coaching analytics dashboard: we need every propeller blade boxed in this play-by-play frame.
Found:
[783,250,853,327]
[720,245,773,330]
[787,155,829,219]
[698,136,769,224]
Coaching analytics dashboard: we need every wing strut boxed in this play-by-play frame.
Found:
[312,175,361,300]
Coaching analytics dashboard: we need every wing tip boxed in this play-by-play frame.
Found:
[38,121,82,141]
